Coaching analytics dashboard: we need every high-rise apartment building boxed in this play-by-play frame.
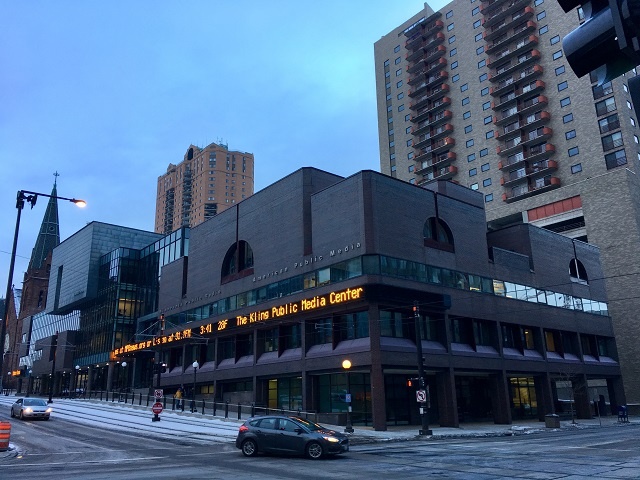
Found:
[375,1,640,406]
[155,142,255,234]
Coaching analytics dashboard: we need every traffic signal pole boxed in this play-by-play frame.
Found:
[414,302,432,436]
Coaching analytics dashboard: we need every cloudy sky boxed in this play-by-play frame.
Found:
[0,1,448,292]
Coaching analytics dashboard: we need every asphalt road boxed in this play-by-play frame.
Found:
[1,409,639,479]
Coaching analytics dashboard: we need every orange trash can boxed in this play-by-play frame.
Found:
[0,422,10,451]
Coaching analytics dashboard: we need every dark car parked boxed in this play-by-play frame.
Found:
[235,415,349,459]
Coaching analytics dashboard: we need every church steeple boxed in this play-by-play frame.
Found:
[28,174,61,270]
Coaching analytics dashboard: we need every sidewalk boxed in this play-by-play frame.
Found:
[1,394,637,458]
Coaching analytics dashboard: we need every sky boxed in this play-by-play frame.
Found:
[0,1,450,294]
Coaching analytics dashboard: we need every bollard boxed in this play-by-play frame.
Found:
[238,404,242,420]
[138,393,142,406]
[172,398,176,411]
[225,400,229,418]
[146,394,150,407]
[201,400,205,415]
[163,396,166,409]
[213,401,217,416]
[100,390,103,401]
[251,403,255,417]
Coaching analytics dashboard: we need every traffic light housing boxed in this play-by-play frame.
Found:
[560,0,640,83]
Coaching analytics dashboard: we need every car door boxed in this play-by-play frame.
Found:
[276,418,307,454]
[13,399,23,416]
[254,417,279,453]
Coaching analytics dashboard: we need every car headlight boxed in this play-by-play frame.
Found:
[322,436,340,443]
[25,408,33,414]
[46,408,53,413]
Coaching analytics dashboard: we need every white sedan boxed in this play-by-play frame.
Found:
[11,398,52,420]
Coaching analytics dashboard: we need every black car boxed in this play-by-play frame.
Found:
[236,415,349,459]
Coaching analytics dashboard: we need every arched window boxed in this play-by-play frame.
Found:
[569,258,588,284]
[187,147,194,160]
[221,240,254,283]
[423,217,454,252]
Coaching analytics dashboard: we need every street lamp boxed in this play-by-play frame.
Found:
[342,359,354,433]
[26,369,32,397]
[121,361,127,391]
[75,365,80,396]
[191,361,199,413]
[0,189,86,392]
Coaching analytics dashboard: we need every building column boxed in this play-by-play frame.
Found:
[573,374,592,419]
[534,373,555,420]
[607,376,627,415]
[490,371,512,425]
[87,366,94,393]
[436,368,458,427]
[368,303,386,431]
[106,362,115,391]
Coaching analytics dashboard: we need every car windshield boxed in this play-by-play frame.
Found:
[290,417,324,431]
[24,399,47,406]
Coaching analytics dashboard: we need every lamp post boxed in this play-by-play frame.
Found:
[0,189,86,392]
[342,359,354,433]
[121,361,127,391]
[75,365,80,397]
[26,369,32,397]
[191,361,199,413]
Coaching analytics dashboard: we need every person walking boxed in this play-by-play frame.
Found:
[174,386,184,411]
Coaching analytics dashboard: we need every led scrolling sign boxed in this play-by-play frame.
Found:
[112,286,364,357]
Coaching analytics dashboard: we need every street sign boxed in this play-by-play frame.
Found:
[345,393,352,403]
[154,389,163,399]
[416,389,427,403]
[152,402,163,414]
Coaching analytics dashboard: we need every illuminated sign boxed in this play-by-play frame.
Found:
[112,286,364,357]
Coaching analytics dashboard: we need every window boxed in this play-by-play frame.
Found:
[483,178,492,187]
[571,163,582,173]
[478,59,486,68]
[476,46,484,55]
[550,35,560,45]
[397,92,404,100]
[396,69,402,76]
[534,0,544,5]
[602,131,623,151]
[537,11,546,20]
[383,59,390,67]
[408,165,414,172]
[473,19,481,28]
[479,73,488,82]
[398,104,404,112]
[475,33,483,42]
[595,97,616,116]
[395,57,401,64]
[389,140,394,147]
[405,114,411,121]
[481,163,490,172]
[598,113,620,134]
[462,97,470,105]
[484,115,492,124]
[452,74,460,82]
[472,6,480,15]
[593,81,613,99]
[447,23,455,31]
[469,168,478,176]
[221,240,254,281]
[565,129,576,140]
[463,110,471,119]
[465,125,473,133]
[451,61,458,69]
[424,217,455,251]
[406,126,411,134]
[406,139,412,146]
[486,130,494,139]
[448,35,456,44]
[394,45,401,53]
[627,100,633,109]
[446,9,453,18]
[558,81,568,91]
[481,87,489,96]
[461,83,468,92]
[624,83,629,92]
[605,149,627,169]
[483,101,491,110]
[632,118,636,127]
[397,80,403,88]
[560,97,571,107]
[467,153,476,162]
[485,193,493,202]
[555,65,565,75]
[470,183,479,190]
[563,113,573,123]
[450,48,457,56]
[466,139,475,147]
[553,50,563,60]
[568,146,579,157]
[539,25,548,35]
[480,148,489,157]
[407,152,414,159]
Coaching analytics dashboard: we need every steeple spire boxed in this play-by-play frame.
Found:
[28,173,61,270]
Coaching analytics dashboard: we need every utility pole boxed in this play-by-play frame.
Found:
[414,302,432,435]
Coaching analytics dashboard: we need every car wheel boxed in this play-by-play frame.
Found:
[241,439,258,457]
[306,441,323,460]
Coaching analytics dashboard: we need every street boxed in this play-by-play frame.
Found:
[1,403,639,480]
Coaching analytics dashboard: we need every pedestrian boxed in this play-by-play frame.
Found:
[174,386,184,411]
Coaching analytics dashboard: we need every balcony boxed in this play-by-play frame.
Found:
[408,58,448,85]
[495,110,550,139]
[411,96,451,122]
[486,21,536,53]
[407,45,447,73]
[483,3,534,29]
[495,95,548,126]
[412,110,453,135]
[408,71,449,97]
[490,64,543,95]
[487,35,538,66]
[406,33,446,61]
[492,80,545,109]
[415,151,457,174]
[414,123,454,148]
[410,84,450,110]
[502,176,561,202]
[501,160,558,186]
[497,127,553,155]
[405,17,444,49]
[481,0,510,15]
[414,137,455,162]
[498,143,555,169]
[489,49,541,83]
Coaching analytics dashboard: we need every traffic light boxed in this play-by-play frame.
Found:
[559,0,640,83]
